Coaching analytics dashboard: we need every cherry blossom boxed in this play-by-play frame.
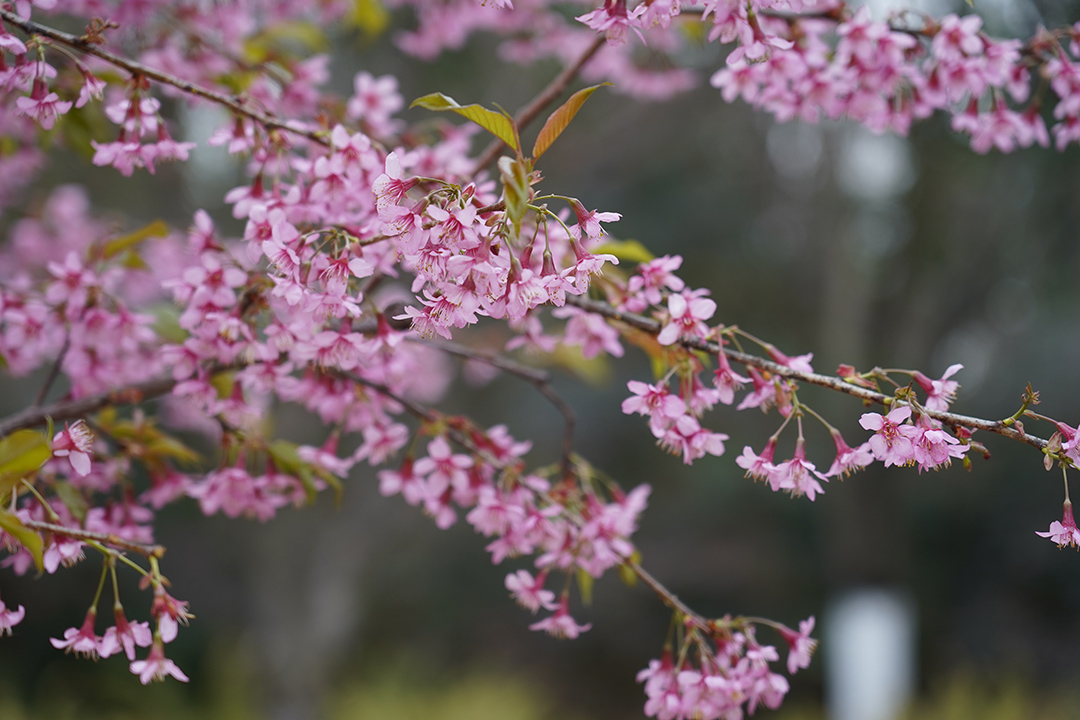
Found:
[860,405,919,468]
[130,640,189,684]
[0,596,25,635]
[50,608,103,659]
[529,597,592,639]
[1037,500,1080,549]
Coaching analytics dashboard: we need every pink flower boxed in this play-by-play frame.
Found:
[777,616,817,674]
[51,608,103,659]
[151,588,192,643]
[576,0,646,46]
[737,439,777,483]
[772,439,828,501]
[911,419,967,472]
[1036,500,1080,549]
[622,380,685,435]
[713,350,750,405]
[505,569,557,613]
[130,640,189,684]
[15,77,72,130]
[656,291,716,346]
[626,254,685,309]
[99,606,153,661]
[52,419,94,476]
[912,364,963,412]
[824,431,874,478]
[654,414,728,465]
[859,405,919,467]
[0,598,26,635]
[529,597,591,639]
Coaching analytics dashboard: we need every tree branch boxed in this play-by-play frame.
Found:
[563,294,1049,451]
[0,9,329,147]
[411,337,577,479]
[471,34,607,175]
[22,519,166,558]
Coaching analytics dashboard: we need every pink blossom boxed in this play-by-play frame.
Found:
[713,350,750,405]
[151,589,192,644]
[529,597,591,638]
[912,364,963,412]
[737,440,778,484]
[99,607,153,661]
[51,608,103,659]
[622,381,684,433]
[777,616,817,674]
[1036,500,1080,549]
[656,291,716,346]
[911,419,967,472]
[15,78,72,130]
[859,405,919,467]
[576,0,646,46]
[772,439,828,501]
[0,598,26,635]
[626,254,685,309]
[130,640,189,684]
[505,569,557,613]
[654,414,728,465]
[824,430,874,478]
[52,419,94,476]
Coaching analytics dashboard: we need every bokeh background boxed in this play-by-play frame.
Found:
[3,1,1080,718]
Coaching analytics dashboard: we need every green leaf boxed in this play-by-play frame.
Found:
[618,550,641,587]
[532,83,610,161]
[0,430,52,499]
[267,440,319,504]
[590,238,655,264]
[576,567,594,606]
[410,93,519,152]
[498,155,531,237]
[210,372,235,400]
[0,508,43,573]
[102,220,169,260]
[53,481,89,523]
[243,22,328,63]
[346,0,389,38]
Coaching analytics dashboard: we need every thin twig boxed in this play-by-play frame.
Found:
[33,332,70,408]
[471,34,607,175]
[564,294,1049,451]
[0,375,180,437]
[411,337,576,479]
[22,518,166,558]
[627,561,706,626]
[0,9,329,147]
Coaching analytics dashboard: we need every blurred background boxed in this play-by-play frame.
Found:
[3,1,1080,718]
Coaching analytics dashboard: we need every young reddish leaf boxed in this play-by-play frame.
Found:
[0,508,43,573]
[532,83,610,160]
[410,92,519,152]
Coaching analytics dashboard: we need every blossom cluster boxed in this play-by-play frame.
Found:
[2,0,1078,713]
[636,616,816,720]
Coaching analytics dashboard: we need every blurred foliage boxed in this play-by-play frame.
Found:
[0,642,587,720]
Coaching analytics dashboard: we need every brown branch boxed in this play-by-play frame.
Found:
[627,561,707,626]
[0,9,329,147]
[22,519,166,558]
[0,375,181,437]
[411,337,577,479]
[471,34,607,175]
[563,294,1049,451]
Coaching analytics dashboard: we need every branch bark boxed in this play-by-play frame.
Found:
[0,9,329,147]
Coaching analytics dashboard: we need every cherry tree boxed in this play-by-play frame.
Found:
[1,0,1078,716]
